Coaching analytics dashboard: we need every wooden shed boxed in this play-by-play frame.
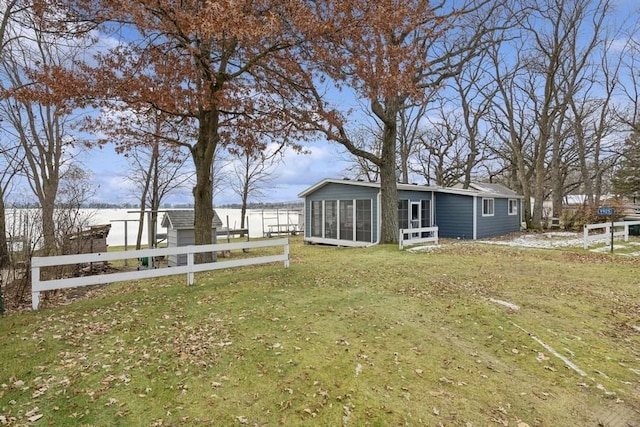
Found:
[63,224,111,254]
[298,178,523,247]
[161,210,223,266]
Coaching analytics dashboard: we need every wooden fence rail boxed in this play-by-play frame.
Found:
[31,239,290,310]
[399,226,439,250]
[583,221,640,250]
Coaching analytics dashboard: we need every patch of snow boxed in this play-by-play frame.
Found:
[477,231,618,249]
[544,232,578,238]
[488,298,520,311]
[479,234,584,249]
[407,245,440,253]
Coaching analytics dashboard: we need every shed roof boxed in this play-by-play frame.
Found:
[298,178,523,199]
[161,210,223,230]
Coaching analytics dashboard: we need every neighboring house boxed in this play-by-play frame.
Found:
[161,210,224,266]
[298,178,523,247]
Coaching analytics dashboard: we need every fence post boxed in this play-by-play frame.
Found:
[32,264,41,310]
[583,224,588,250]
[284,240,290,268]
[399,229,404,250]
[625,224,630,242]
[187,250,194,285]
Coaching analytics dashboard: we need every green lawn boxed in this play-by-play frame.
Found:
[1,237,640,426]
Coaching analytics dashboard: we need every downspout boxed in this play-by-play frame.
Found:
[473,196,478,240]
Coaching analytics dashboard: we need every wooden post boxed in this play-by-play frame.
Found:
[187,251,194,285]
[284,240,290,268]
[32,264,41,310]
[610,212,614,253]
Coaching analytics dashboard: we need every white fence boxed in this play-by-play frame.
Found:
[399,226,439,250]
[583,221,640,249]
[31,239,290,310]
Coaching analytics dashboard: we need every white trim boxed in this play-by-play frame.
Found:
[431,191,436,228]
[321,200,325,237]
[351,200,357,241]
[508,198,518,216]
[375,192,381,244]
[411,201,421,232]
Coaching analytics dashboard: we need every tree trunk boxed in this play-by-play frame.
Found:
[550,140,563,219]
[377,101,400,244]
[0,195,9,268]
[191,109,219,263]
[532,162,547,229]
[135,149,153,250]
[532,110,552,229]
[150,142,160,248]
[41,182,58,256]
[240,167,249,236]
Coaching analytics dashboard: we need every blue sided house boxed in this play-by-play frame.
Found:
[298,178,523,247]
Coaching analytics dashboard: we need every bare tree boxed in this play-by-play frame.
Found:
[228,142,283,233]
[340,127,381,182]
[397,104,428,184]
[0,6,91,255]
[54,164,96,251]
[298,0,507,243]
[489,0,615,227]
[412,121,468,187]
[112,111,194,249]
[0,138,22,269]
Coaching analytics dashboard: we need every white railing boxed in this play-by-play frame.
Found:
[583,221,640,249]
[399,226,439,250]
[31,239,290,310]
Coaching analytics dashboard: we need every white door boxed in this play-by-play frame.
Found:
[411,202,420,237]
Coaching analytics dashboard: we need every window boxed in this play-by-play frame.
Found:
[421,200,431,238]
[420,200,430,228]
[310,198,373,242]
[508,199,518,216]
[398,200,409,230]
[482,198,494,216]
[325,200,337,238]
[311,201,323,237]
[339,200,354,240]
[355,200,372,242]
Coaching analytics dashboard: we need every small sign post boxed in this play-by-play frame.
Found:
[597,207,615,253]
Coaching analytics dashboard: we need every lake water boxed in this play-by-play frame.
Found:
[5,208,303,248]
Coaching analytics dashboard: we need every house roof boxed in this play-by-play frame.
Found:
[461,182,519,197]
[161,210,223,230]
[298,178,523,199]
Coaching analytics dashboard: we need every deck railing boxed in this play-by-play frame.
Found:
[399,227,439,250]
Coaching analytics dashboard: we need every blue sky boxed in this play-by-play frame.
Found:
[13,0,640,207]
[84,138,352,206]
